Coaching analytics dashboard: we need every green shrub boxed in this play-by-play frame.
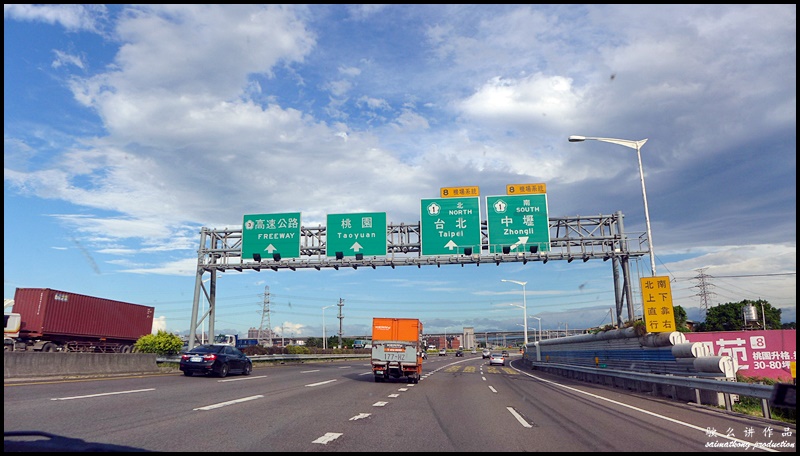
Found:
[134,331,184,355]
[286,345,310,354]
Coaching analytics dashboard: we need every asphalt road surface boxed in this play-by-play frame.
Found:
[4,354,796,452]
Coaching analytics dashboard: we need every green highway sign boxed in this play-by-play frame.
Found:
[420,197,481,256]
[486,194,550,253]
[242,213,301,260]
[326,212,387,257]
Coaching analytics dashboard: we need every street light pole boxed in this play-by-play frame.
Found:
[322,305,335,350]
[568,135,656,276]
[502,279,528,345]
[530,316,542,342]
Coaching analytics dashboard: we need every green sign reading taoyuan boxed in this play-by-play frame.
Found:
[486,194,550,253]
[242,213,301,260]
[326,212,387,257]
[420,197,481,256]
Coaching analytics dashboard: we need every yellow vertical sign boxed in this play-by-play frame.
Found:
[640,276,676,333]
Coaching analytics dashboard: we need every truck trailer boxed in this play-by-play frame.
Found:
[212,334,260,350]
[4,288,155,353]
[371,317,423,384]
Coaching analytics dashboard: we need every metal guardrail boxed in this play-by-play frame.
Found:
[532,362,774,399]
[528,361,779,418]
[157,353,370,363]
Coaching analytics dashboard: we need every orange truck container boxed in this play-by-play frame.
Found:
[371,317,423,383]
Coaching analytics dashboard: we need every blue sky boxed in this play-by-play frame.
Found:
[4,5,796,339]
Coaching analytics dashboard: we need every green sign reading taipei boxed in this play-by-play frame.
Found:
[326,212,387,257]
[242,213,301,260]
[420,197,481,256]
[486,194,550,253]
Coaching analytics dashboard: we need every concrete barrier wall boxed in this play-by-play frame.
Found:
[4,352,159,380]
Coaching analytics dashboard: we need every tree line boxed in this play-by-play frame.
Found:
[677,299,795,332]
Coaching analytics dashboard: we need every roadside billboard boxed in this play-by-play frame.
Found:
[684,330,796,382]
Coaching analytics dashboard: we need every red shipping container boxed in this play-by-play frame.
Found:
[13,288,155,342]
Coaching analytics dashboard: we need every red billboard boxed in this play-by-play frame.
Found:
[684,330,796,382]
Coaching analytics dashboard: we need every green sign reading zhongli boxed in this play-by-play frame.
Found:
[486,194,550,253]
[420,197,481,256]
[242,213,301,260]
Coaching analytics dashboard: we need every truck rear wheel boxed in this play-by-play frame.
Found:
[121,345,132,354]
[41,342,57,353]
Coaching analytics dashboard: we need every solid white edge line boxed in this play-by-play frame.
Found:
[512,366,780,452]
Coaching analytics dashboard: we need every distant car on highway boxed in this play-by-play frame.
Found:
[489,353,505,366]
[482,349,491,359]
[438,349,447,356]
[471,348,477,355]
[180,344,252,378]
[455,349,464,357]
[502,350,510,358]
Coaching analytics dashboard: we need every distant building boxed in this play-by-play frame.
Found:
[462,327,475,349]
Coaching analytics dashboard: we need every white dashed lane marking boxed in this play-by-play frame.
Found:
[305,379,337,387]
[313,432,343,444]
[193,395,264,411]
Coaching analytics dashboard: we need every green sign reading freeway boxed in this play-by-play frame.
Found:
[242,213,301,260]
[420,197,481,256]
[326,212,387,257]
[486,194,550,253]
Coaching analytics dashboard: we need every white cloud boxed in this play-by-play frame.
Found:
[459,74,580,125]
[52,50,85,70]
[4,4,106,32]
[152,316,167,333]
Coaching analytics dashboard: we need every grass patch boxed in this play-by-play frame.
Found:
[733,374,796,424]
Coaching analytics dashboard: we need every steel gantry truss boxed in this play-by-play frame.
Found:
[188,210,647,349]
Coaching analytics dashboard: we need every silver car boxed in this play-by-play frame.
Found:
[481,349,491,359]
[489,353,505,366]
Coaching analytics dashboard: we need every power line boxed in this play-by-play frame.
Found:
[706,272,795,278]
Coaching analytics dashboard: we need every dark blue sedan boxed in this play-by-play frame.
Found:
[179,344,253,377]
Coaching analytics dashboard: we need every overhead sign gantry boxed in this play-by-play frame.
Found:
[191,183,651,349]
